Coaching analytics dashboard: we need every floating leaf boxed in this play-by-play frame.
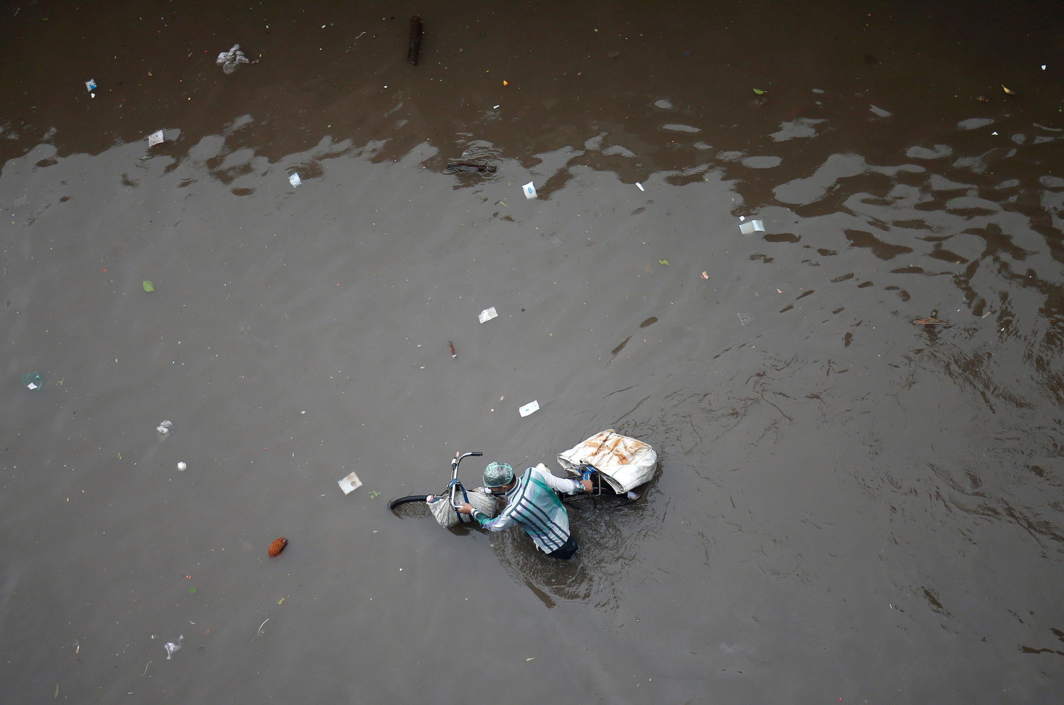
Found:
[658,259,670,266]
[752,88,767,95]
[1001,84,1016,96]
[142,280,155,292]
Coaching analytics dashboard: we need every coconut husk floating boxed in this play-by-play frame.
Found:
[268,537,288,557]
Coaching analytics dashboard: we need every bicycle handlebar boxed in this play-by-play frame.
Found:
[449,451,485,511]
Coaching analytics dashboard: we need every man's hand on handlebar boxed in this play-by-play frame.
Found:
[580,479,594,492]
[456,503,474,515]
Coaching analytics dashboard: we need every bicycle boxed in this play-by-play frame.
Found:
[388,451,629,527]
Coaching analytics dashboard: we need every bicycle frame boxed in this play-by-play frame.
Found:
[448,451,483,520]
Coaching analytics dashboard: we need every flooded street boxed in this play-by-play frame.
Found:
[2,1,1062,702]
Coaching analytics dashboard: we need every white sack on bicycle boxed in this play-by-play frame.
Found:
[557,429,657,493]
[427,488,499,529]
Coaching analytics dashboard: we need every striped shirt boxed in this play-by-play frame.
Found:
[472,465,583,553]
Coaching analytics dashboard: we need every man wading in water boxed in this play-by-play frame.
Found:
[457,461,593,559]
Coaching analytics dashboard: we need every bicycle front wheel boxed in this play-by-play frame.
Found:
[388,494,431,519]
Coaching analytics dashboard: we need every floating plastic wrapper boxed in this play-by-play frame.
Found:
[156,419,173,437]
[288,173,302,187]
[22,372,44,390]
[738,219,765,235]
[216,44,249,74]
[478,306,498,324]
[338,471,362,495]
[147,130,165,147]
[85,79,96,96]
[737,312,753,326]
[163,635,183,660]
[519,400,540,417]
[522,181,538,199]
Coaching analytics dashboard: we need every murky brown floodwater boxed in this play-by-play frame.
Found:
[2,0,1062,702]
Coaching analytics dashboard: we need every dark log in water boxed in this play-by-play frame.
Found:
[444,162,497,175]
[408,16,423,66]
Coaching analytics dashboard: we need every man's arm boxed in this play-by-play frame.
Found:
[456,502,516,531]
[532,464,589,495]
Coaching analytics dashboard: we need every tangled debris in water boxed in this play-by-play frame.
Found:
[216,44,249,74]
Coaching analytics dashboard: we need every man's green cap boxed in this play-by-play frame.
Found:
[483,461,515,488]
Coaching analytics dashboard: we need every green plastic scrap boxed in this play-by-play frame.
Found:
[142,280,156,292]
[752,88,767,95]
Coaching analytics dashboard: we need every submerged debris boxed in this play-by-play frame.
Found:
[913,310,950,327]
[445,161,496,175]
[22,372,44,390]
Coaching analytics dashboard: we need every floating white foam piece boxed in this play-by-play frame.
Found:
[478,306,498,324]
[738,219,765,235]
[522,181,537,199]
[163,635,183,660]
[147,130,165,147]
[518,400,540,417]
[338,471,363,495]
[289,172,302,187]
[636,182,645,192]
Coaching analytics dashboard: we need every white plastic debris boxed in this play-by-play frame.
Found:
[738,219,765,235]
[147,130,165,147]
[478,307,498,324]
[338,471,363,495]
[288,173,302,187]
[85,78,97,98]
[1041,64,1047,71]
[737,313,752,326]
[176,461,187,472]
[518,400,540,417]
[163,635,183,660]
[636,182,645,192]
[156,420,173,437]
[522,181,538,199]
[216,44,249,74]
